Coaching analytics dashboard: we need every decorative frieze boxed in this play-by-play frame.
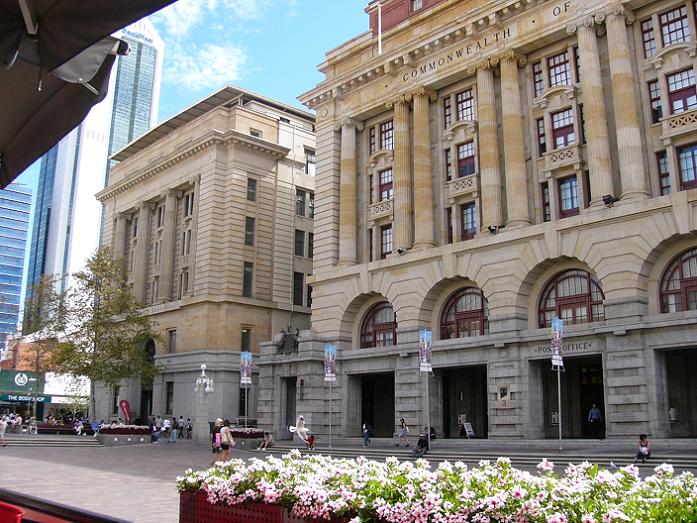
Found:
[446,175,479,201]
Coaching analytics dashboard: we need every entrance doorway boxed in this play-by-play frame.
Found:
[540,355,605,438]
[360,373,394,437]
[139,338,156,419]
[282,377,297,440]
[441,365,488,438]
[665,349,697,437]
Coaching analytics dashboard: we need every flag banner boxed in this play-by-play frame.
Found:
[240,351,252,385]
[551,318,564,367]
[324,344,337,383]
[119,399,132,423]
[419,329,432,373]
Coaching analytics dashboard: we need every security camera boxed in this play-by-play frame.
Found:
[396,247,406,255]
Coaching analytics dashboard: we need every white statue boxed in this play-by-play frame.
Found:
[289,415,309,442]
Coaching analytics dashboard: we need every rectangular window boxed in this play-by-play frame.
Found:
[379,168,393,201]
[132,217,138,239]
[380,224,392,259]
[542,182,551,222]
[305,148,316,176]
[536,118,547,155]
[156,205,164,228]
[657,151,672,195]
[179,270,189,297]
[247,178,257,201]
[548,51,570,87]
[445,149,453,181]
[165,382,173,415]
[308,192,315,219]
[558,176,580,217]
[532,61,544,97]
[250,128,262,138]
[369,174,374,204]
[456,89,474,121]
[308,232,314,259]
[667,69,697,114]
[552,109,575,148]
[457,142,476,178]
[411,0,423,10]
[573,46,581,83]
[648,80,663,123]
[461,202,477,240]
[245,216,255,246]
[579,104,586,144]
[154,240,161,265]
[294,229,305,257]
[660,5,690,47]
[168,329,177,354]
[641,19,657,57]
[241,328,250,352]
[112,386,119,415]
[150,277,159,305]
[296,189,306,216]
[183,192,194,218]
[446,207,453,244]
[243,262,253,297]
[293,272,304,306]
[181,229,192,256]
[307,281,313,308]
[369,127,376,155]
[380,120,394,150]
[443,97,452,128]
[678,143,697,190]
[368,228,373,261]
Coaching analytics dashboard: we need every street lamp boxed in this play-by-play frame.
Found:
[195,364,214,393]
[193,364,214,443]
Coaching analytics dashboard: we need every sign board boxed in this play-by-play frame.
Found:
[0,394,50,403]
[240,351,252,385]
[323,344,337,383]
[495,384,514,409]
[418,329,432,373]
[463,422,475,438]
[550,318,564,367]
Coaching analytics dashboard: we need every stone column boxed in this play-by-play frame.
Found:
[187,178,200,297]
[390,95,413,252]
[475,60,503,230]
[571,19,614,206]
[499,52,531,228]
[113,212,128,262]
[132,203,152,303]
[602,7,649,200]
[411,88,436,249]
[158,189,177,302]
[338,120,358,265]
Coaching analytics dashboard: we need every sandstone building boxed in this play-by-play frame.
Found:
[259,0,697,439]
[95,86,315,422]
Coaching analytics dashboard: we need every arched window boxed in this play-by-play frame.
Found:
[538,269,605,328]
[660,247,697,312]
[440,287,488,339]
[360,302,396,348]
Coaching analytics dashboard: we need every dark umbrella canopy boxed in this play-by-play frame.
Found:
[0,0,177,188]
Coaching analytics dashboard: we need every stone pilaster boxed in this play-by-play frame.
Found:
[410,88,436,249]
[132,203,152,303]
[390,95,413,251]
[475,60,503,230]
[159,189,178,302]
[601,7,649,201]
[188,177,200,296]
[570,19,614,206]
[499,52,530,228]
[113,212,128,263]
[338,120,359,265]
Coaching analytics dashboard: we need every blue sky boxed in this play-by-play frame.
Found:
[16,0,369,188]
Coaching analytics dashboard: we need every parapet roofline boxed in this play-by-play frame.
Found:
[112,85,315,163]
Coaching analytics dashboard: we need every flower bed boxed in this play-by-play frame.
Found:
[230,428,264,439]
[177,451,697,522]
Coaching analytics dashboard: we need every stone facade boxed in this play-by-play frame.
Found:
[258,0,697,440]
[94,87,316,423]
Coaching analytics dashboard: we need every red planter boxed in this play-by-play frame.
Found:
[179,491,354,523]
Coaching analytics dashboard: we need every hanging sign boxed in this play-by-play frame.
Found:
[240,351,252,385]
[551,318,564,367]
[324,344,337,383]
[419,329,432,373]
[119,399,132,423]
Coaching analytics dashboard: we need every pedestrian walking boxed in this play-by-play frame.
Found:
[362,422,372,447]
[633,434,651,463]
[220,419,235,461]
[396,418,410,447]
[0,415,7,447]
[177,416,185,438]
[587,404,603,439]
[185,417,192,439]
[168,416,178,443]
[211,418,223,465]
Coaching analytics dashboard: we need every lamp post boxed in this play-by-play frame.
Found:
[193,364,214,443]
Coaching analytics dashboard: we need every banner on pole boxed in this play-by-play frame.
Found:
[551,318,564,367]
[240,351,252,385]
[419,329,432,373]
[324,344,337,383]
[119,399,132,423]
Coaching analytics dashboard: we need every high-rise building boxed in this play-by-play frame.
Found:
[25,19,164,296]
[257,0,697,440]
[0,183,32,355]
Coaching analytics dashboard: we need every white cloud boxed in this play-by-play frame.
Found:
[165,43,247,92]
[155,0,208,37]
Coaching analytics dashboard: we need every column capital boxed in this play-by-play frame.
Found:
[334,117,364,132]
[566,15,597,35]
[496,50,527,68]
[466,58,493,75]
[386,93,408,109]
[595,4,635,25]
[405,86,437,102]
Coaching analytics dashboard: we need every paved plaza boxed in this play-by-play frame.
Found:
[0,435,695,522]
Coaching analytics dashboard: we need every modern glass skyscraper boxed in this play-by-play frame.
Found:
[0,183,32,354]
[25,19,164,296]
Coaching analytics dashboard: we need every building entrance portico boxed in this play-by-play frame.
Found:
[664,348,697,438]
[439,365,487,439]
[356,372,394,437]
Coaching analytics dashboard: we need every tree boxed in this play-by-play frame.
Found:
[50,247,159,417]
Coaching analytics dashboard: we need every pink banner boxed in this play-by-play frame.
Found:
[119,399,132,423]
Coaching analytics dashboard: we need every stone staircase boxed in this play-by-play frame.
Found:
[2,434,103,448]
[263,437,697,472]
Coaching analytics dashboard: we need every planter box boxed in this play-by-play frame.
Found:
[179,491,353,523]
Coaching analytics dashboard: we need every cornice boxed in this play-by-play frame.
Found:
[98,130,290,202]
